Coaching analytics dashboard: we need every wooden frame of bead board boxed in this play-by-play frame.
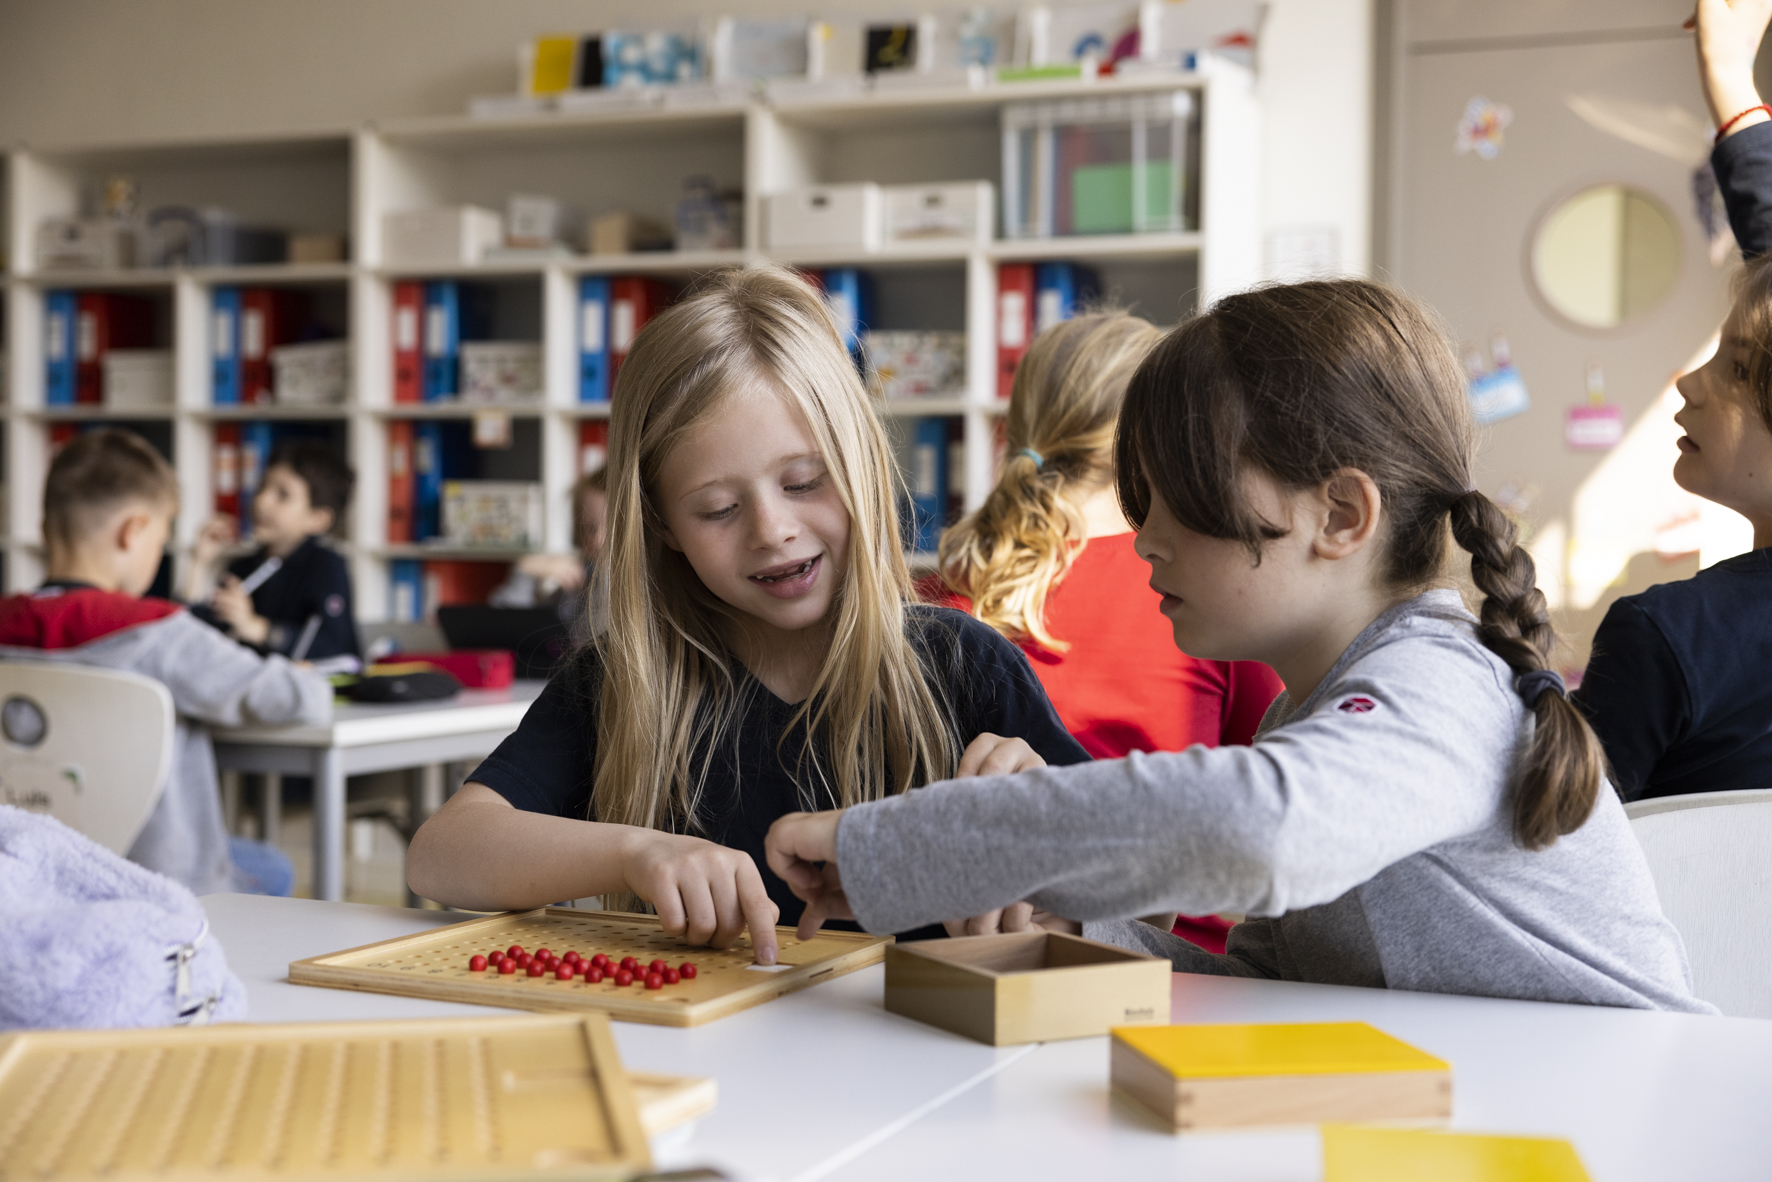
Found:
[882,931,1172,1045]
[289,907,893,1027]
[0,1012,650,1180]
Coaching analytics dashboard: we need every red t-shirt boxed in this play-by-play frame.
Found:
[919,532,1285,956]
[918,532,1284,757]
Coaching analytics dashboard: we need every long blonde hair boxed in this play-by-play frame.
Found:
[936,311,1162,650]
[592,266,959,875]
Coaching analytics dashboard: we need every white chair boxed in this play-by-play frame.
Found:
[0,661,175,856]
[1626,789,1772,1019]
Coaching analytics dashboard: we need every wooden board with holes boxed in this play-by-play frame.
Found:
[0,1012,648,1181]
[289,908,892,1027]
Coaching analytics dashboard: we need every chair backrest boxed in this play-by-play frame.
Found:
[1626,790,1772,1019]
[0,661,175,856]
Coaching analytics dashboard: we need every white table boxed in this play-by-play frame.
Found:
[211,681,544,902]
[205,893,1772,1182]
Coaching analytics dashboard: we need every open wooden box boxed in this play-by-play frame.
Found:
[883,931,1171,1045]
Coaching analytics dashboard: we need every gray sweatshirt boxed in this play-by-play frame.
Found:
[0,596,332,895]
[837,590,1711,1013]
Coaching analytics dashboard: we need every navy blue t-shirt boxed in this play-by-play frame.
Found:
[1574,548,1772,800]
[471,605,1092,927]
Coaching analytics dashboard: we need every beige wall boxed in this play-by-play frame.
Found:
[0,0,1376,275]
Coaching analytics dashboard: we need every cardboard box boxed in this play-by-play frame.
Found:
[459,340,543,403]
[102,349,173,410]
[590,211,674,255]
[884,931,1170,1045]
[884,181,994,247]
[765,183,883,253]
[35,218,135,271]
[441,479,544,548]
[383,206,504,266]
[289,232,347,263]
[272,339,350,405]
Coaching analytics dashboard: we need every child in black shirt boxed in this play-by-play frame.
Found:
[186,441,360,663]
[1573,0,1772,800]
[407,268,1089,961]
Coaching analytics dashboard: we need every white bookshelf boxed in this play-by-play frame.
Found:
[1,64,1260,614]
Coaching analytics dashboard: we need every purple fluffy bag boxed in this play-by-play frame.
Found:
[0,805,246,1028]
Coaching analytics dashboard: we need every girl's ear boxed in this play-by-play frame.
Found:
[1312,468,1383,561]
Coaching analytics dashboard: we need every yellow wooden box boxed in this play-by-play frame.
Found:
[1110,1022,1454,1132]
[0,1011,649,1180]
[883,931,1171,1045]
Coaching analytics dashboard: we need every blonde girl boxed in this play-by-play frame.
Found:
[768,279,1708,1011]
[408,267,1088,961]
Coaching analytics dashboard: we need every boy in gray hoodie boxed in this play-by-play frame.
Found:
[0,429,332,895]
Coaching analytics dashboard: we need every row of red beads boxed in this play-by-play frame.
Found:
[466,944,699,990]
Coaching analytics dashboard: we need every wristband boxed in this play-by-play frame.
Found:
[1715,103,1771,144]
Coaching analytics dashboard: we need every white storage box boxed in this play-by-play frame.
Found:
[382,206,504,266]
[865,331,968,399]
[884,182,994,248]
[102,350,173,410]
[765,183,882,253]
[1003,92,1197,239]
[459,341,543,404]
[272,340,350,405]
[441,480,544,548]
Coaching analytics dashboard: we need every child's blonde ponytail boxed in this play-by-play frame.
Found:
[936,312,1162,649]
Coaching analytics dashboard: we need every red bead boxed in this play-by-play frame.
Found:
[563,951,581,965]
[591,954,610,969]
[679,962,698,979]
[555,964,574,980]
[662,968,680,984]
[586,969,604,984]
[645,972,663,990]
[526,962,545,977]
[648,959,668,973]
[614,969,634,986]
[620,956,639,972]
[516,952,531,967]
[498,958,516,975]
[506,945,524,958]
[535,947,551,959]
[469,955,487,972]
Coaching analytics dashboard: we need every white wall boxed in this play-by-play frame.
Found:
[0,0,1374,278]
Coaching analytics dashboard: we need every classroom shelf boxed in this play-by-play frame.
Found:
[2,65,1259,608]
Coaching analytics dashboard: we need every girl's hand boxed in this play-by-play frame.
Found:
[764,810,854,940]
[212,576,271,645]
[192,513,237,565]
[620,829,781,964]
[1688,0,1772,128]
[957,732,1047,777]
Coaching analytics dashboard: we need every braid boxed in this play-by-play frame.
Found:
[1448,490,1604,849]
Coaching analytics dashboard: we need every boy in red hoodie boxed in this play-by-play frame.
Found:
[0,430,331,894]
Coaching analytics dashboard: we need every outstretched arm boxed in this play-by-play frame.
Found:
[1690,0,1772,132]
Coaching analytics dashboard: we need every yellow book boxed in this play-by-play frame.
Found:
[1110,1022,1453,1131]
[1323,1126,1591,1182]
[526,36,579,96]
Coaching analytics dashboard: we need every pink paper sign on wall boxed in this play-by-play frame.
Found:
[1565,403,1624,450]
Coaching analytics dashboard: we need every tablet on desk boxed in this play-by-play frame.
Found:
[437,605,569,681]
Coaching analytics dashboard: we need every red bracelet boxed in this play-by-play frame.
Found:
[1716,103,1772,143]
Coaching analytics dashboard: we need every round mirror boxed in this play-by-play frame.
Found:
[1531,184,1681,329]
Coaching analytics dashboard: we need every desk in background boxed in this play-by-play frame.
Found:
[206,893,1772,1182]
[212,681,544,902]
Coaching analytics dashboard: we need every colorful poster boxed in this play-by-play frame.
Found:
[1456,97,1513,160]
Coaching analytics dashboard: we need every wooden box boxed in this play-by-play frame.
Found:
[290,907,890,1027]
[883,931,1170,1045]
[1111,1022,1454,1132]
[0,1011,649,1180]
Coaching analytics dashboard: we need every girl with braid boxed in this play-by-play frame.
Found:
[767,279,1711,1011]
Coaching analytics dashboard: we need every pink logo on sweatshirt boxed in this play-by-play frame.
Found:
[1337,696,1377,714]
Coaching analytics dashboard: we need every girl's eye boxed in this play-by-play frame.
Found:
[785,474,826,495]
[1732,360,1751,382]
[699,504,738,522]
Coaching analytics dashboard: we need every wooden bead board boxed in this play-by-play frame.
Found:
[290,908,892,1027]
[0,1012,649,1181]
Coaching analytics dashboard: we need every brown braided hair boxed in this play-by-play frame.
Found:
[1114,279,1603,849]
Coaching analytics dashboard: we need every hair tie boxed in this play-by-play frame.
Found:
[1016,448,1045,470]
[1517,669,1566,705]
